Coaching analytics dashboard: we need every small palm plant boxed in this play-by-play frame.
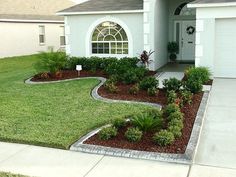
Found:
[167,42,179,62]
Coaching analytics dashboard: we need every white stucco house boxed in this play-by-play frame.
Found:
[58,0,236,78]
[0,0,76,58]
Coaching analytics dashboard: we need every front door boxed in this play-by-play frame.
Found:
[174,20,196,61]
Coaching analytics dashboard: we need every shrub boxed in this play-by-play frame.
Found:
[184,78,203,93]
[146,109,162,120]
[34,51,68,74]
[104,80,118,93]
[167,90,178,104]
[125,128,143,142]
[168,111,183,121]
[168,126,182,138]
[113,118,126,129]
[148,87,158,96]
[99,127,118,140]
[129,84,140,95]
[168,119,184,129]
[163,78,182,92]
[135,67,148,79]
[163,104,181,117]
[122,70,139,84]
[139,77,159,91]
[180,90,193,105]
[153,130,175,146]
[185,67,211,84]
[131,113,163,132]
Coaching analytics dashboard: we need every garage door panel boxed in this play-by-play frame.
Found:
[215,19,236,78]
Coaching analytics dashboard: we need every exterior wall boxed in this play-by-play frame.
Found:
[143,0,169,70]
[194,6,236,75]
[65,13,143,59]
[0,22,64,58]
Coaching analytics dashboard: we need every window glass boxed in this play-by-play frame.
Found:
[91,21,128,55]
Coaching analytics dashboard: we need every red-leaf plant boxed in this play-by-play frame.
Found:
[139,50,155,68]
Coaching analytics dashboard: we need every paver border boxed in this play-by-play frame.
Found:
[70,91,210,164]
[25,77,211,164]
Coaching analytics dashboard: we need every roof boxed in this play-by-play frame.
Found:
[191,0,236,4]
[59,0,143,14]
[0,0,76,21]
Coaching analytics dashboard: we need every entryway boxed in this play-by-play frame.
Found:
[174,20,196,61]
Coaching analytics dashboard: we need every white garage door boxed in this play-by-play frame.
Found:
[215,19,236,78]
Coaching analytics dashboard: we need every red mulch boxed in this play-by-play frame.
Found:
[31,70,108,82]
[84,92,203,154]
[31,70,156,82]
[98,83,167,105]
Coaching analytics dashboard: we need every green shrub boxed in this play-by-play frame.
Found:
[131,113,163,132]
[148,87,158,96]
[163,104,181,117]
[167,90,178,104]
[34,51,68,74]
[125,128,143,142]
[104,80,118,93]
[184,78,203,93]
[153,130,175,146]
[145,109,162,120]
[113,118,126,129]
[185,67,211,84]
[139,77,159,91]
[168,126,182,138]
[180,90,193,105]
[168,119,184,129]
[129,84,140,95]
[135,67,148,79]
[123,70,139,84]
[99,127,118,140]
[163,78,182,92]
[168,111,183,121]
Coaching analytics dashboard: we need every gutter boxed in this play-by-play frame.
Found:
[188,2,236,8]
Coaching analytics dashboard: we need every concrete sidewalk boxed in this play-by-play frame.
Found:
[1,141,236,177]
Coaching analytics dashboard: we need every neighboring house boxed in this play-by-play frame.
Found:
[0,0,76,58]
[58,0,236,78]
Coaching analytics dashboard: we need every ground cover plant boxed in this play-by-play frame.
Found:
[0,55,151,149]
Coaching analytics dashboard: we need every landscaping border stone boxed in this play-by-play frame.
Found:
[70,91,210,164]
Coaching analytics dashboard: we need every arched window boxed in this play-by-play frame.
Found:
[91,21,128,55]
[174,2,196,16]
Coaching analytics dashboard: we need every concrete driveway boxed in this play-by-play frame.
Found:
[194,78,236,169]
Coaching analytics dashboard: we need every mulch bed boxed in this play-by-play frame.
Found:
[98,84,167,105]
[85,92,203,154]
[31,70,157,82]
[31,70,108,82]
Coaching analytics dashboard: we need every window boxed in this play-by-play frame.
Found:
[174,3,196,16]
[39,26,45,44]
[91,21,128,55]
[60,26,66,46]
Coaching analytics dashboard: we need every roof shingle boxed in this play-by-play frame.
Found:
[59,0,143,13]
[0,0,75,21]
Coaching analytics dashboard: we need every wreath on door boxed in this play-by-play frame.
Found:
[186,26,195,35]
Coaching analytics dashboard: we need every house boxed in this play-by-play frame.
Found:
[58,0,236,78]
[0,0,76,58]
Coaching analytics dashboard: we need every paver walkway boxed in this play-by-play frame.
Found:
[156,72,184,88]
[0,79,236,177]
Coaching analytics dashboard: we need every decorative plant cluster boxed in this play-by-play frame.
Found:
[98,109,164,143]
[97,103,186,147]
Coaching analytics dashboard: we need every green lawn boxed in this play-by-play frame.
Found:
[0,172,27,177]
[0,55,150,149]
